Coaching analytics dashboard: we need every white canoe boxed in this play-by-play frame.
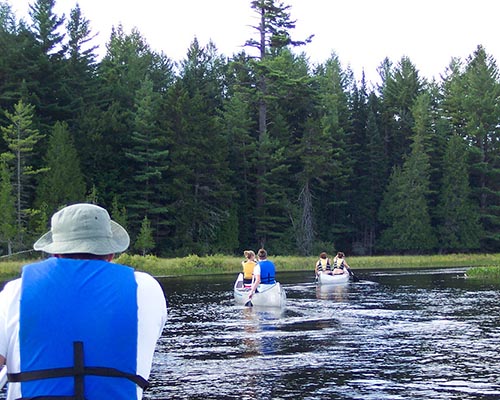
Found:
[233,273,286,308]
[316,270,350,285]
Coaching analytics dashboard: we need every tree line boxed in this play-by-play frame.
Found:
[0,0,498,257]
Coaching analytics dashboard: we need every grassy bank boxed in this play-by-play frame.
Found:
[1,253,498,282]
[466,266,500,282]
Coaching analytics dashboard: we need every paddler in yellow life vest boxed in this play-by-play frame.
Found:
[333,251,350,275]
[315,252,332,276]
[242,250,257,288]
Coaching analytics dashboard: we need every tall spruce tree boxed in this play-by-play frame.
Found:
[35,121,86,216]
[163,39,233,255]
[313,54,353,250]
[28,0,68,124]
[91,26,171,205]
[380,56,425,167]
[461,46,500,250]
[378,133,437,253]
[437,135,481,251]
[125,77,169,248]
[223,84,257,249]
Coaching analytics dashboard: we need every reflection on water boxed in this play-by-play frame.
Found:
[316,281,349,301]
[2,269,499,400]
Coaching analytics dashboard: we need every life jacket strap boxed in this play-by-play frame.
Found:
[8,341,149,399]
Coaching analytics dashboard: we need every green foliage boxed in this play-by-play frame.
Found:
[379,133,437,253]
[36,121,86,215]
[0,2,498,257]
[437,135,482,251]
[466,266,500,281]
[135,216,154,256]
[114,253,162,273]
[0,161,16,254]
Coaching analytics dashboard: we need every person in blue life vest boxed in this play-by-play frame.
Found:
[242,250,257,288]
[248,248,276,299]
[332,251,350,275]
[0,203,167,400]
[315,252,332,276]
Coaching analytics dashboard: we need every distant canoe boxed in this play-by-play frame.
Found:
[316,270,350,285]
[233,273,286,308]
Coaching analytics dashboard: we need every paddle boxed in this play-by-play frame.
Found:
[0,365,7,390]
[346,266,360,282]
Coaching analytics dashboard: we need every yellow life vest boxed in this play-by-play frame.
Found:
[242,260,256,280]
[317,258,331,271]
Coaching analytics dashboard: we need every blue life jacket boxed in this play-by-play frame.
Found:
[11,257,147,399]
[259,260,276,284]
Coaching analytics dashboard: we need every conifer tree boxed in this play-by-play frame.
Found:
[62,4,98,124]
[125,77,169,246]
[313,54,353,249]
[461,46,500,250]
[35,121,86,216]
[245,0,312,247]
[28,0,69,124]
[380,56,425,167]
[110,195,128,232]
[223,86,257,248]
[0,161,16,255]
[378,134,437,253]
[437,135,481,251]
[1,100,45,247]
[163,40,233,254]
[135,216,154,256]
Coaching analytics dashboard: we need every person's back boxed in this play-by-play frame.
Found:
[242,250,256,288]
[315,252,331,275]
[257,249,276,284]
[0,203,167,399]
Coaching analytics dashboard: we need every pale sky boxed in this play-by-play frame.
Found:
[12,0,500,85]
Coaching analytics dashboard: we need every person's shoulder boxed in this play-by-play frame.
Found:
[2,277,22,291]
[0,277,22,301]
[134,270,161,285]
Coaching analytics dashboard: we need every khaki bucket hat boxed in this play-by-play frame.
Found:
[33,203,130,255]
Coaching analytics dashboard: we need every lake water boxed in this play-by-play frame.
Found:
[148,268,500,399]
[2,267,499,399]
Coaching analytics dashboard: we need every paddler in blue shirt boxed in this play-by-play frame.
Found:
[249,248,276,298]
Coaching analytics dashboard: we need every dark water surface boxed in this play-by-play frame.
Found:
[1,268,499,399]
[147,268,500,399]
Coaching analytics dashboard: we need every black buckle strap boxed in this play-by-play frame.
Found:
[8,341,149,399]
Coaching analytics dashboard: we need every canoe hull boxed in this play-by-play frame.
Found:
[234,273,286,308]
[317,270,350,285]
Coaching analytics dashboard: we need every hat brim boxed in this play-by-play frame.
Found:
[33,220,130,255]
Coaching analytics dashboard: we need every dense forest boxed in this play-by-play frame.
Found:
[0,0,498,257]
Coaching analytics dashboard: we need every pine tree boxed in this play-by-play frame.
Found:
[35,121,86,216]
[437,135,481,251]
[0,161,16,255]
[461,46,500,250]
[125,77,169,246]
[378,134,437,253]
[110,195,128,231]
[163,39,234,254]
[223,86,257,248]
[135,216,154,256]
[313,54,353,249]
[1,100,45,248]
[245,0,312,247]
[28,0,69,124]
[380,56,425,167]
